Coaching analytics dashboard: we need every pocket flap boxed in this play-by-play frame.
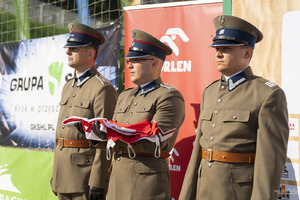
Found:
[230,167,254,183]
[71,153,94,165]
[221,110,250,122]
[199,108,213,120]
[75,99,90,109]
[59,97,69,106]
[136,103,153,113]
[115,104,129,113]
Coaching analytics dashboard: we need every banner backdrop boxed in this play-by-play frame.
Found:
[124,1,222,199]
[0,22,121,199]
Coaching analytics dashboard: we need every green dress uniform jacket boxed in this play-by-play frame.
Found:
[106,77,185,200]
[51,66,117,194]
[179,67,289,200]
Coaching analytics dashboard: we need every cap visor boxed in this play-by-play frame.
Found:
[210,40,244,47]
[125,51,150,59]
[64,41,90,48]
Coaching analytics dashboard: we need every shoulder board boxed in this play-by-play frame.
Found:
[257,77,279,88]
[205,79,219,89]
[95,74,111,85]
[160,83,177,90]
[124,87,135,91]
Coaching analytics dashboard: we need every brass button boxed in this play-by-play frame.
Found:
[210,136,214,141]
[208,163,212,167]
[212,124,216,128]
[214,110,218,114]
[134,102,138,106]
[66,115,69,118]
[69,105,72,108]
[72,94,76,97]
[217,98,222,103]
[233,116,237,119]
[129,112,133,116]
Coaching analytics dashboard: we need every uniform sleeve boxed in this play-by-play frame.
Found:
[179,90,204,200]
[152,89,185,150]
[89,84,117,189]
[251,88,289,200]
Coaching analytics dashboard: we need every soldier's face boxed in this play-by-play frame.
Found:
[66,46,91,72]
[126,57,156,85]
[214,46,251,76]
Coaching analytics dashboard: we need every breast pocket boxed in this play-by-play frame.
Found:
[74,99,90,109]
[135,102,154,119]
[199,108,214,138]
[59,97,69,107]
[221,110,251,141]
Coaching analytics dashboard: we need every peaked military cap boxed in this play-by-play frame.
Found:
[125,29,173,61]
[211,15,263,48]
[64,23,105,48]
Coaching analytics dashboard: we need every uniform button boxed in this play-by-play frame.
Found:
[214,110,218,114]
[69,105,72,108]
[210,136,214,141]
[72,94,76,97]
[212,124,216,128]
[62,125,65,129]
[80,102,83,106]
[233,116,237,119]
[126,122,129,124]
[249,175,253,180]
[143,108,146,111]
[129,112,133,116]
[134,102,138,106]
[221,85,225,90]
[217,98,222,103]
[117,157,121,161]
[66,115,69,118]
[85,159,90,163]
[208,163,212,168]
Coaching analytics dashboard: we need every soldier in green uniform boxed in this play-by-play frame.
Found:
[90,29,185,200]
[179,15,289,200]
[51,23,117,200]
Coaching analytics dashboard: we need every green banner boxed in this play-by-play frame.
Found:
[0,147,56,200]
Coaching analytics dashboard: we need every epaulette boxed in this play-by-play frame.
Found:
[95,74,111,85]
[160,83,177,90]
[124,87,135,91]
[257,77,279,89]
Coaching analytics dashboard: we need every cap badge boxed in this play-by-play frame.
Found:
[132,31,136,40]
[219,16,226,27]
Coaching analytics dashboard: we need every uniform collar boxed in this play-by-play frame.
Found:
[72,66,98,87]
[221,67,253,91]
[132,78,162,96]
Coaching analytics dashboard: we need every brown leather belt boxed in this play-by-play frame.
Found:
[115,150,170,159]
[202,149,255,164]
[58,138,90,149]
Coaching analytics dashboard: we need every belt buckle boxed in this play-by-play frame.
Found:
[60,138,64,150]
[206,149,213,161]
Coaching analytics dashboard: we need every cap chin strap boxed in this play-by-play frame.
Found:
[129,46,155,56]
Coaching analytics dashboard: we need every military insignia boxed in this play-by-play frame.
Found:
[160,83,176,90]
[140,80,159,95]
[219,16,226,27]
[219,29,225,35]
[132,31,136,40]
[228,71,247,91]
[265,81,277,88]
[69,23,74,31]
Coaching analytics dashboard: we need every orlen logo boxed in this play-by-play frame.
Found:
[161,28,192,73]
[0,164,21,193]
[169,148,181,172]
